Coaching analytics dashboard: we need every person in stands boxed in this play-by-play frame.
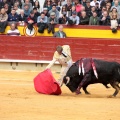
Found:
[0,8,8,33]
[53,25,66,38]
[7,22,20,36]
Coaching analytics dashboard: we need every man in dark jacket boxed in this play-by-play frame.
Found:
[79,11,89,25]
[99,11,110,25]
[18,9,27,25]
[25,10,37,32]
[85,0,92,18]
[48,12,58,34]
[8,8,19,22]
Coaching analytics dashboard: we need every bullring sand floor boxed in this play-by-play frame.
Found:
[0,70,120,120]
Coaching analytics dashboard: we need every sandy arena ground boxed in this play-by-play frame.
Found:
[0,70,120,120]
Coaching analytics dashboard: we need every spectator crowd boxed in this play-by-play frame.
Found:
[0,0,120,36]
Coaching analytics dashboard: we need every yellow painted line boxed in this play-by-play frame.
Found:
[1,26,120,39]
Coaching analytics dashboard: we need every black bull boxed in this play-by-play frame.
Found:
[63,58,120,97]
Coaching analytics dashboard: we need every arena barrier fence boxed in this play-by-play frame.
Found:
[0,36,120,63]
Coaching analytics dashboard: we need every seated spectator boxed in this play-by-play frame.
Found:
[18,9,27,25]
[13,4,21,15]
[53,25,66,38]
[68,5,76,17]
[59,12,69,24]
[85,0,92,18]
[7,22,20,36]
[13,0,22,8]
[95,2,101,17]
[0,0,10,9]
[43,8,50,17]
[99,11,110,25]
[89,6,96,17]
[29,0,34,6]
[89,11,99,25]
[61,0,67,6]
[56,0,62,12]
[44,0,52,11]
[33,7,40,18]
[33,0,40,12]
[112,0,120,6]
[37,12,48,33]
[59,5,67,17]
[0,8,8,33]
[8,8,19,22]
[75,1,83,13]
[22,0,33,11]
[25,10,37,33]
[37,0,46,12]
[110,14,119,33]
[65,0,72,17]
[111,0,120,18]
[49,4,60,19]
[23,4,30,17]
[79,11,89,25]
[10,0,22,8]
[100,0,110,9]
[67,11,80,25]
[77,6,85,17]
[109,7,119,19]
[4,3,11,14]
[99,6,107,16]
[48,12,58,34]
[51,0,57,4]
[81,0,87,7]
[106,2,111,13]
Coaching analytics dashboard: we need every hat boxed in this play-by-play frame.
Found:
[72,11,77,15]
[50,12,55,16]
[43,8,48,11]
[86,0,90,3]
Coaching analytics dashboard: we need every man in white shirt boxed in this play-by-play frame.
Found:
[46,45,73,86]
[67,11,80,25]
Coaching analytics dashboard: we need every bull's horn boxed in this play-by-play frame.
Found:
[66,76,70,85]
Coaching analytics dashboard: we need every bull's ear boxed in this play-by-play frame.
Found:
[66,76,70,85]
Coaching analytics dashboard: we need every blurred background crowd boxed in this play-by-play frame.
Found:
[0,0,120,35]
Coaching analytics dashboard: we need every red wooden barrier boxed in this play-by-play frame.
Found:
[0,35,120,62]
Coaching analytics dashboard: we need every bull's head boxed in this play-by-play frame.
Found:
[63,76,76,92]
[63,63,83,92]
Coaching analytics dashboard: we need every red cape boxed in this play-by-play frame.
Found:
[34,69,62,95]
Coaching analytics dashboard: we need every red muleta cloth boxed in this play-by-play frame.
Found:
[34,69,62,95]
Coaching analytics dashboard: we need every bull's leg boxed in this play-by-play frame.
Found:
[109,81,119,97]
[83,85,90,94]
[76,72,92,95]
[103,83,110,88]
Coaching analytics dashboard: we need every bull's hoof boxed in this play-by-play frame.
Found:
[75,91,81,95]
[107,95,116,98]
[85,92,91,95]
[106,86,111,89]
